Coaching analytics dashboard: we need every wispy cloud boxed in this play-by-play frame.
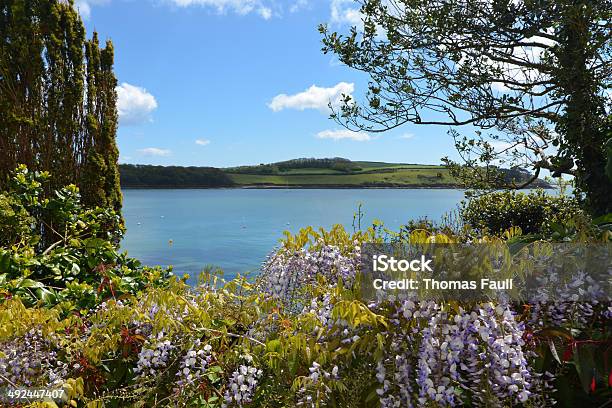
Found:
[316,129,371,142]
[195,139,211,146]
[138,147,171,156]
[116,83,158,126]
[268,82,354,113]
[330,0,362,26]
[398,133,415,140]
[73,0,306,20]
[289,0,308,13]
[168,0,275,19]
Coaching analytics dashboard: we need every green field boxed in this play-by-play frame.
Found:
[226,162,457,187]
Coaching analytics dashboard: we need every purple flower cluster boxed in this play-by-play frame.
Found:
[296,361,339,407]
[0,329,67,387]
[303,293,333,338]
[174,340,213,392]
[134,331,175,379]
[528,270,609,328]
[259,237,589,407]
[222,355,262,407]
[260,240,360,302]
[375,301,537,407]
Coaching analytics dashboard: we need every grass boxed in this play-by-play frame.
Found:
[227,164,457,187]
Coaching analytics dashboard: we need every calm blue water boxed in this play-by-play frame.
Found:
[121,189,466,278]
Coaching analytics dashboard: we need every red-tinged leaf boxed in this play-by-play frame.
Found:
[562,345,574,362]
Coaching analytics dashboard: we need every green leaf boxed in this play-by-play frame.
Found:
[71,263,81,275]
[0,253,10,273]
[573,344,597,394]
[537,327,574,341]
[17,278,45,289]
[35,287,57,304]
[592,213,612,225]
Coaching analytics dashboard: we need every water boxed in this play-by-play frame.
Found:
[121,188,466,278]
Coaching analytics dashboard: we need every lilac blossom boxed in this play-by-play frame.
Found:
[134,331,175,380]
[0,328,67,387]
[222,355,262,408]
[174,340,213,392]
[296,361,339,407]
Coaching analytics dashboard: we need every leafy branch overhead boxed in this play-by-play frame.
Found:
[320,0,612,215]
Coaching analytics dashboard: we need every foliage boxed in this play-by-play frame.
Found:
[459,190,583,235]
[119,164,235,188]
[0,166,171,310]
[441,129,552,191]
[0,218,610,407]
[0,168,609,407]
[226,158,359,174]
[0,0,122,219]
[319,0,612,215]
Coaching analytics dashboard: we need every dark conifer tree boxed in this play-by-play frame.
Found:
[0,0,122,218]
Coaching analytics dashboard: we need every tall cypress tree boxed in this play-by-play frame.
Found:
[0,0,122,216]
[81,33,122,213]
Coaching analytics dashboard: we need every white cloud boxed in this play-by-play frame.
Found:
[168,0,275,19]
[73,0,109,19]
[73,0,312,20]
[74,1,92,18]
[398,133,414,140]
[316,129,371,142]
[139,147,171,156]
[116,83,158,126]
[268,82,354,113]
[195,139,211,146]
[290,0,308,13]
[259,6,272,19]
[330,0,362,26]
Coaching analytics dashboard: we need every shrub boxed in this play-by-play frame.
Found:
[0,226,609,407]
[459,190,583,235]
[0,166,171,310]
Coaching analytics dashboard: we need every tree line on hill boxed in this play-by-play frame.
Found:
[119,165,234,188]
[224,157,362,175]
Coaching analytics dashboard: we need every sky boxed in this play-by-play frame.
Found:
[78,0,462,167]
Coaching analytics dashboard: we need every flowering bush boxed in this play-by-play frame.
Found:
[0,222,609,408]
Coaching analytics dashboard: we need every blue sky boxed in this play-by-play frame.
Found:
[78,0,461,167]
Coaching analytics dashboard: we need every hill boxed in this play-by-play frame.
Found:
[119,158,551,189]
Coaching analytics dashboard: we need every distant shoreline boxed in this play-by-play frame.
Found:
[121,184,552,190]
[119,159,553,190]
